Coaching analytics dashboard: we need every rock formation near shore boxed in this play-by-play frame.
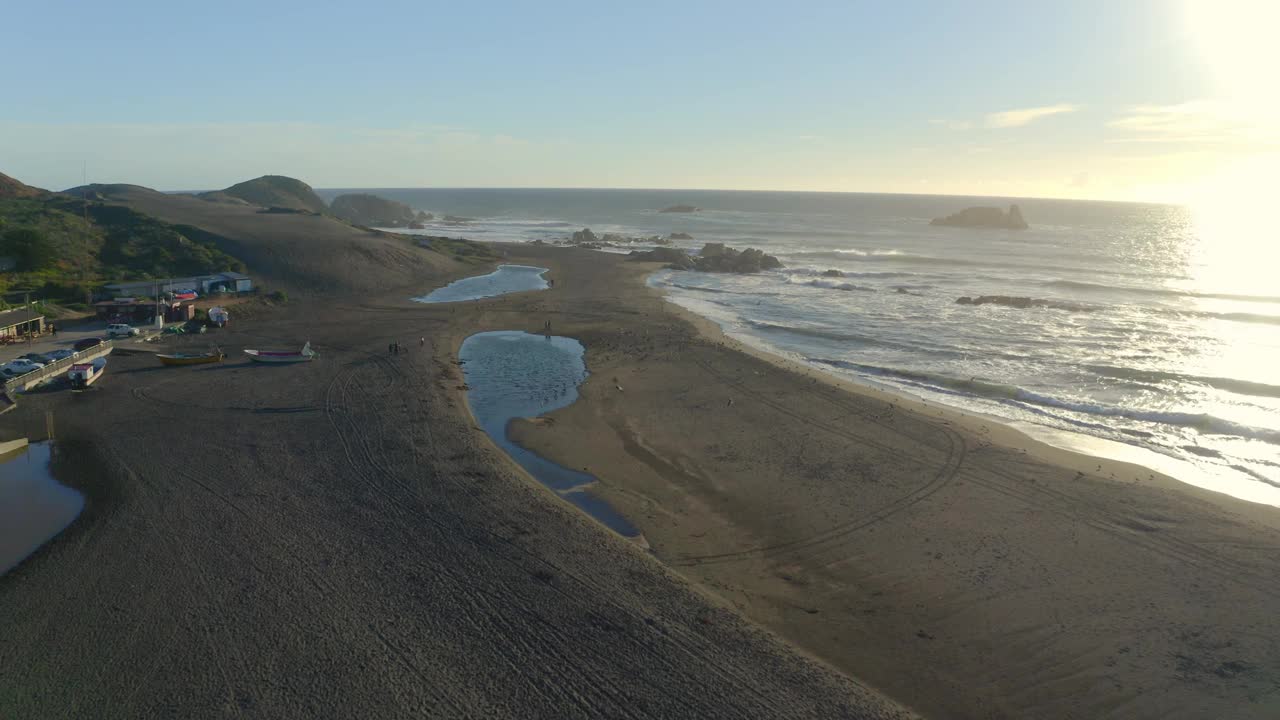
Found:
[822,269,844,277]
[567,228,673,247]
[660,204,701,213]
[330,193,420,228]
[668,232,693,240]
[955,295,1090,311]
[631,242,782,273]
[217,175,329,214]
[930,204,1028,230]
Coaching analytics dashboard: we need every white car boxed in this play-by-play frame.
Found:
[1,358,45,377]
[106,323,141,338]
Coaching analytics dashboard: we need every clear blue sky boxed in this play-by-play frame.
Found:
[3,0,1274,201]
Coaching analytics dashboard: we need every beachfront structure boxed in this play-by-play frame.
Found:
[94,298,196,325]
[0,308,45,340]
[100,271,253,300]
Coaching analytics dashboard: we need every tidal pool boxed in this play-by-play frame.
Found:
[0,441,84,576]
[459,331,639,537]
[414,265,549,303]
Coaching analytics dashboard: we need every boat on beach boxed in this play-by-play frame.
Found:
[157,348,225,366]
[67,358,107,389]
[244,341,317,364]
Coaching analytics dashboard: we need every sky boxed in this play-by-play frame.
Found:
[2,0,1277,203]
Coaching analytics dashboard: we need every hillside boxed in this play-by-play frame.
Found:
[0,172,47,199]
[330,193,421,227]
[0,181,245,304]
[214,175,328,214]
[76,180,495,294]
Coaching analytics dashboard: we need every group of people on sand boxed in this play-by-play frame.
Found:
[388,337,427,354]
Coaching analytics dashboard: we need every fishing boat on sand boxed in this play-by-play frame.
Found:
[68,358,107,389]
[244,341,317,364]
[157,348,225,366]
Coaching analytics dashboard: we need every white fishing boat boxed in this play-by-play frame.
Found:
[244,341,317,364]
[67,358,107,389]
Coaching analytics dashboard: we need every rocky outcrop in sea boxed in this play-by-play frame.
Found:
[931,204,1028,230]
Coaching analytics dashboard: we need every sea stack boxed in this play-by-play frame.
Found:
[930,204,1029,230]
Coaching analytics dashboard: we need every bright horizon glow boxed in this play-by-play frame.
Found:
[1,1,1276,203]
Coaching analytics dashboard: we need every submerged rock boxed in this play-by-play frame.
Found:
[633,242,782,273]
[956,295,1090,311]
[822,269,844,277]
[931,204,1028,230]
[668,232,694,240]
[660,204,701,213]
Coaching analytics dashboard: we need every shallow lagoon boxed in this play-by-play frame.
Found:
[459,331,638,537]
[0,441,84,575]
[414,265,549,303]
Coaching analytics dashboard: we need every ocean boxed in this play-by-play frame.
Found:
[316,188,1280,504]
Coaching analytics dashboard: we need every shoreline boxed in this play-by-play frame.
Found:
[650,277,1280,525]
[504,246,1280,719]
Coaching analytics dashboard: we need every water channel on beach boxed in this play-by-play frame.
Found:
[459,331,639,537]
[414,265,550,303]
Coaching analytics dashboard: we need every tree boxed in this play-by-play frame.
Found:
[1,227,57,271]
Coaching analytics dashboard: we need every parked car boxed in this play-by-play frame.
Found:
[106,323,141,338]
[1,358,45,377]
[45,349,76,361]
[73,337,105,352]
[20,353,53,365]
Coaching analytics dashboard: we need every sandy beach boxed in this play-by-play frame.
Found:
[3,219,1278,718]
[0,213,909,718]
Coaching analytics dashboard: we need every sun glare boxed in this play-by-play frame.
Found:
[1186,0,1280,107]
[1187,153,1280,297]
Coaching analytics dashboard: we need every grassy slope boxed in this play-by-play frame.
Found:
[220,175,329,214]
[0,193,243,301]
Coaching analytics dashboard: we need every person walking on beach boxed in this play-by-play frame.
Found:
[420,337,425,348]
[388,342,394,354]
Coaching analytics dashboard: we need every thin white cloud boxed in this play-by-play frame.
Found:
[985,104,1080,128]
[1105,100,1278,146]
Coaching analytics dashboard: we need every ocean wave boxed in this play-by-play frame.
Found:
[954,295,1097,312]
[784,276,876,292]
[951,294,1280,325]
[1085,365,1280,399]
[747,320,953,355]
[1046,279,1280,305]
[810,359,1280,445]
[667,282,782,298]
[782,267,921,280]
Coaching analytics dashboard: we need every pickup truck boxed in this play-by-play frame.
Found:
[106,323,141,338]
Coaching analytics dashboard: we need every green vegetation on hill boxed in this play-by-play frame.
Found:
[0,191,244,305]
[216,175,328,214]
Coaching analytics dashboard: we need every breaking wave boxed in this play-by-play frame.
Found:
[810,359,1280,445]
[1045,279,1280,305]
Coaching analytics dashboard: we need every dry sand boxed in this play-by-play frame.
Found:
[0,207,909,718]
